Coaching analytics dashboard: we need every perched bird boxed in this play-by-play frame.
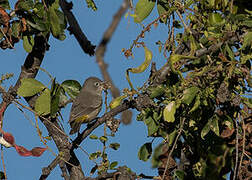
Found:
[68,77,105,135]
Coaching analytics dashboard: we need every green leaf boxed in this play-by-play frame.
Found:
[109,143,120,150]
[152,143,163,168]
[149,85,165,99]
[209,13,225,26]
[0,0,10,9]
[168,129,177,146]
[163,101,176,123]
[174,170,185,180]
[23,35,34,53]
[144,116,159,136]
[50,0,60,9]
[61,80,81,99]
[134,0,156,23]
[189,95,201,113]
[33,2,46,18]
[210,115,219,136]
[55,9,67,30]
[85,0,97,11]
[89,134,98,139]
[241,31,252,50]
[240,54,252,64]
[201,114,220,139]
[26,18,49,32]
[17,78,46,97]
[16,0,34,11]
[48,6,61,39]
[109,161,118,169]
[138,142,152,161]
[90,165,98,176]
[51,82,61,117]
[99,136,108,143]
[109,94,127,109]
[89,151,101,160]
[126,46,152,89]
[201,121,211,139]
[11,21,21,38]
[224,115,234,130]
[181,86,199,105]
[157,0,170,23]
[35,88,51,115]
[225,44,235,60]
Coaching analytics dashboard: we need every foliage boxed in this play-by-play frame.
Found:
[126,0,252,179]
[1,0,251,179]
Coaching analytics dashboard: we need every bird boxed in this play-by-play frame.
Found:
[68,77,105,135]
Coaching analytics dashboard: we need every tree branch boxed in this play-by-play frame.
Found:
[39,155,62,180]
[95,0,132,124]
[59,0,96,56]
[0,33,85,179]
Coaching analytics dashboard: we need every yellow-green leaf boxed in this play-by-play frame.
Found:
[157,0,170,23]
[241,31,252,50]
[23,35,34,53]
[17,78,46,97]
[144,116,159,136]
[109,161,118,169]
[209,13,225,26]
[49,6,61,39]
[35,89,51,115]
[201,121,211,139]
[189,95,201,113]
[109,94,127,109]
[181,86,199,105]
[61,80,81,99]
[109,143,120,150]
[163,101,176,123]
[138,142,152,161]
[134,0,156,23]
[126,46,152,89]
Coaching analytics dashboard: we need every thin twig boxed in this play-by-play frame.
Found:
[129,16,162,51]
[176,10,190,33]
[233,112,239,180]
[95,0,133,125]
[95,0,129,98]
[162,117,185,180]
[238,116,245,178]
[1,147,7,180]
[0,27,14,49]
[13,100,67,137]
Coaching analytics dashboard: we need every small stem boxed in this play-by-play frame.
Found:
[162,117,185,180]
[1,147,7,180]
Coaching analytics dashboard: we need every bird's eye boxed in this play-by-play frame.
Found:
[94,82,100,87]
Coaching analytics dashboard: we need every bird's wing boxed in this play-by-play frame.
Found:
[68,92,102,123]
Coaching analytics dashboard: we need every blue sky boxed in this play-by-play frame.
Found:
[1,0,169,179]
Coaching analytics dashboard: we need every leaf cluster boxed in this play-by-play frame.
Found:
[0,0,67,51]
[132,0,251,179]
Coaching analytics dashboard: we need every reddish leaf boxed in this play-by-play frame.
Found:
[14,145,32,156]
[0,7,10,27]
[3,132,15,145]
[220,126,234,138]
[31,147,47,157]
